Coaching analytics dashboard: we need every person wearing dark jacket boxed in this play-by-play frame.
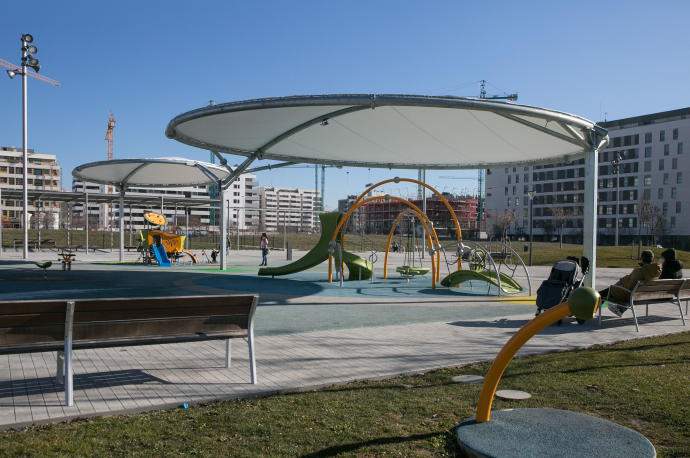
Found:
[659,248,683,279]
[601,249,661,316]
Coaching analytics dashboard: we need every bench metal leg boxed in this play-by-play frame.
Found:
[630,304,640,332]
[677,299,686,326]
[225,339,231,368]
[248,326,257,384]
[64,301,75,406]
[56,351,64,384]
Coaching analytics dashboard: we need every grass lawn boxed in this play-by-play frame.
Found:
[1,332,688,457]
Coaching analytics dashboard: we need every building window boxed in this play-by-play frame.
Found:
[508,175,511,184]
[673,128,678,140]
[515,197,520,206]
[663,173,669,185]
[678,142,683,154]
[524,173,529,183]
[643,189,651,200]
[664,144,670,155]
[663,202,668,216]
[678,172,683,184]
[644,146,652,157]
[672,158,678,170]
[512,186,516,195]
[671,187,677,199]
[677,201,682,213]
[660,130,665,141]
[644,161,651,172]
[658,159,664,170]
[670,216,676,228]
[515,174,519,183]
[645,132,652,143]
[658,188,663,200]
[504,186,508,195]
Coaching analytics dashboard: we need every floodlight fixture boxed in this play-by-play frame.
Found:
[27,57,39,67]
[6,69,17,79]
[21,34,34,43]
[25,45,37,54]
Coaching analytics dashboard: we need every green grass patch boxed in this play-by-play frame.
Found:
[1,332,688,456]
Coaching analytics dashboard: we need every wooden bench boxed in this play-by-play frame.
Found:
[0,294,258,406]
[600,279,688,332]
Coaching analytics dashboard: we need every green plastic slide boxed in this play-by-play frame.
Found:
[258,212,372,280]
[440,269,523,294]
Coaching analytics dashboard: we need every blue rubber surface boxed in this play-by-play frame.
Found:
[456,408,655,458]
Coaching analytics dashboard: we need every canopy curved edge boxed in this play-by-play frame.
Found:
[165,94,609,168]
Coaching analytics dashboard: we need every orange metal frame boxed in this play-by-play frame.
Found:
[328,177,463,281]
[383,209,441,283]
[328,196,439,288]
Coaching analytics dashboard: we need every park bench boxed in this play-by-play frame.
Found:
[0,294,258,406]
[600,278,688,332]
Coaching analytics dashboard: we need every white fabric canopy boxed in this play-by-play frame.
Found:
[165,94,608,168]
[72,157,231,187]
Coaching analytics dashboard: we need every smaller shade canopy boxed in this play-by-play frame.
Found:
[72,157,231,188]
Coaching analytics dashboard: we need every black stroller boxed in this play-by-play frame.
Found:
[536,256,589,323]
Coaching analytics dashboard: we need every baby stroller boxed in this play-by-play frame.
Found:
[536,256,589,323]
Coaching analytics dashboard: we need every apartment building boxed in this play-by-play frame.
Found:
[259,186,319,233]
[484,107,690,246]
[0,146,61,229]
[71,172,259,232]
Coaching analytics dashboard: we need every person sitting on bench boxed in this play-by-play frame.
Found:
[659,248,683,279]
[600,249,661,317]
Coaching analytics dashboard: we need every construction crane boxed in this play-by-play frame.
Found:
[0,57,61,87]
[105,110,115,161]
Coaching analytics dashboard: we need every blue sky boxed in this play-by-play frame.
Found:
[1,0,689,209]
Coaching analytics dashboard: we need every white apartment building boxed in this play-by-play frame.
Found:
[72,171,259,232]
[259,186,319,233]
[484,107,690,247]
[0,146,61,229]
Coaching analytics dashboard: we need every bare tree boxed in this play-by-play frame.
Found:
[42,212,56,229]
[637,197,653,244]
[649,206,666,245]
[497,210,518,243]
[552,207,572,248]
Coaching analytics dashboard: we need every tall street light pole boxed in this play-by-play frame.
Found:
[610,152,622,247]
[3,34,59,259]
[528,190,536,266]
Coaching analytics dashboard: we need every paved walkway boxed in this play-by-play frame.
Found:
[0,249,687,429]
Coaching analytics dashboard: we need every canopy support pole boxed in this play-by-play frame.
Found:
[119,188,125,263]
[215,152,258,270]
[583,141,599,288]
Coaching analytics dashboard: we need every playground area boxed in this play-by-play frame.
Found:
[0,247,688,431]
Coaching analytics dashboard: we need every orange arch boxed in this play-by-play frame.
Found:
[332,177,463,270]
[383,210,441,283]
[328,195,438,288]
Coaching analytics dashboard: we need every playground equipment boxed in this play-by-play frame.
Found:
[439,240,531,296]
[258,212,372,279]
[33,261,52,279]
[331,195,440,288]
[456,287,654,457]
[139,229,198,266]
[385,210,431,281]
[329,177,463,285]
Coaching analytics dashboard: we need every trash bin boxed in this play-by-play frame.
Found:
[286,242,293,261]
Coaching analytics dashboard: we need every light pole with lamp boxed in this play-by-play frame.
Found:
[3,34,60,259]
[610,152,623,246]
[527,189,536,266]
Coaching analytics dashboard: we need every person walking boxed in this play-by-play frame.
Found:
[259,233,269,266]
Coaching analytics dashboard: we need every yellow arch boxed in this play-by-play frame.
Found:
[331,177,464,273]
[383,209,441,283]
[328,195,438,288]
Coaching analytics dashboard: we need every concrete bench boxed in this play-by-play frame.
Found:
[601,279,688,332]
[0,294,258,406]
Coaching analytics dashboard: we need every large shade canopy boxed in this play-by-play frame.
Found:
[72,157,231,188]
[165,94,608,169]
